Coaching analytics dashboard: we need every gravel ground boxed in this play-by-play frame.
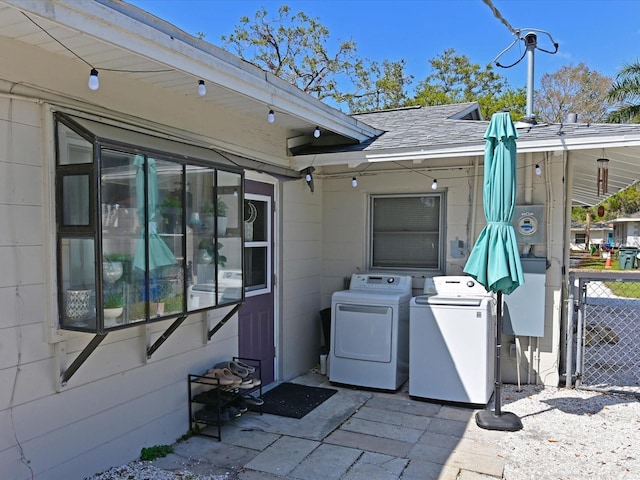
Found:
[493,384,640,480]
[86,462,230,480]
[86,385,640,480]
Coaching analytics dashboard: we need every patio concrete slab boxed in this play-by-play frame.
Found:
[243,436,319,476]
[340,417,424,443]
[147,372,505,479]
[353,405,433,430]
[342,452,408,480]
[324,429,414,458]
[289,443,361,480]
[400,458,461,480]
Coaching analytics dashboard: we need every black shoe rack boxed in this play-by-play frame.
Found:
[188,357,262,441]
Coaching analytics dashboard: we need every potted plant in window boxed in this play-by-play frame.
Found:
[161,194,182,234]
[215,241,227,267]
[201,199,228,235]
[216,198,228,236]
[103,291,124,326]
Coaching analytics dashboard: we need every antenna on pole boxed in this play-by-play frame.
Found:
[493,28,559,125]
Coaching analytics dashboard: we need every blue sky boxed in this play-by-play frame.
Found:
[128,0,640,93]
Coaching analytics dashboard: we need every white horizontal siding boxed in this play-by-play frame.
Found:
[0,97,243,480]
[280,180,322,380]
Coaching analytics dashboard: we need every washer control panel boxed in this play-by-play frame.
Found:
[349,274,412,294]
[424,276,491,296]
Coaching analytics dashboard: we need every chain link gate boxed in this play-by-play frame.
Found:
[569,273,640,395]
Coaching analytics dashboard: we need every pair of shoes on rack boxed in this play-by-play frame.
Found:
[194,404,245,426]
[192,389,235,406]
[241,393,264,406]
[203,367,243,386]
[214,360,255,378]
[213,360,261,389]
[194,407,229,425]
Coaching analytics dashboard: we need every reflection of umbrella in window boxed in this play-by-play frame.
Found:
[133,155,177,300]
[464,111,524,431]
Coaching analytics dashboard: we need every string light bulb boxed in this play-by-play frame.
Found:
[268,109,275,123]
[535,164,542,176]
[314,126,321,138]
[431,179,438,190]
[352,177,358,188]
[88,68,99,91]
[198,80,206,96]
[303,167,315,192]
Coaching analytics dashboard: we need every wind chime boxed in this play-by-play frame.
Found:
[597,157,609,196]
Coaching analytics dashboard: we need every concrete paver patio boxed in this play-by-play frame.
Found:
[150,371,505,479]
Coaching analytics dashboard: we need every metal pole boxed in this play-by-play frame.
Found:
[525,33,537,119]
[575,279,586,387]
[476,290,522,431]
[566,272,575,388]
[494,291,503,415]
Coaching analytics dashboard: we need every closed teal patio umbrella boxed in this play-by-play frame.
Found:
[464,111,524,431]
[133,155,177,303]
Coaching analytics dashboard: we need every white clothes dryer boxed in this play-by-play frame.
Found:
[330,274,412,390]
[409,276,496,405]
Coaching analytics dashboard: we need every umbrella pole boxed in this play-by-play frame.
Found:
[476,291,523,431]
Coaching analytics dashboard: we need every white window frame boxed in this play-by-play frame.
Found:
[244,193,272,297]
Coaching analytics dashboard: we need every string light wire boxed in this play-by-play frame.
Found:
[23,11,177,74]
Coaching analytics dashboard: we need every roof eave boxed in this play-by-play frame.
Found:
[3,0,381,143]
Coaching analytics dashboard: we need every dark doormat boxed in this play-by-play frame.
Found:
[257,382,338,419]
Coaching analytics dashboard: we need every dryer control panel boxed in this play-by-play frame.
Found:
[349,274,412,294]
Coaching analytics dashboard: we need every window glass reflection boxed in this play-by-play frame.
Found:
[60,238,96,329]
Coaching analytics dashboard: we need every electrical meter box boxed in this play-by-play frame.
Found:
[512,205,545,244]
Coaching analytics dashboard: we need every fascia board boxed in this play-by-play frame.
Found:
[6,0,380,142]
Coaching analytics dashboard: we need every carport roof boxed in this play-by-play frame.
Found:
[293,103,640,207]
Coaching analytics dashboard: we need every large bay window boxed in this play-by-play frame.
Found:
[55,113,244,333]
[369,193,445,271]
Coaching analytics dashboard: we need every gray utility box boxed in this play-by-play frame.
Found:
[512,205,545,245]
[503,257,546,337]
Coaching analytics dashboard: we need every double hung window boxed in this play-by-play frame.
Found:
[369,194,445,271]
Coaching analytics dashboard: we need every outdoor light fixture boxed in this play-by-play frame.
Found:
[352,177,358,187]
[431,179,438,190]
[597,157,609,196]
[88,68,99,90]
[535,164,542,176]
[303,167,315,192]
[198,80,206,96]
[268,109,275,123]
[314,126,321,138]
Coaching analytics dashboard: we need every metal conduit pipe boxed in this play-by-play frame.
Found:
[470,155,481,242]
[566,272,575,388]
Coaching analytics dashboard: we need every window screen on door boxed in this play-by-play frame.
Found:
[244,196,271,293]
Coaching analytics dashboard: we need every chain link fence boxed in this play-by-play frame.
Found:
[570,273,640,395]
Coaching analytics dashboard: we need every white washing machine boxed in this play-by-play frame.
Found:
[410,276,496,405]
[330,274,412,390]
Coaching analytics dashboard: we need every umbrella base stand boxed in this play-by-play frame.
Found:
[476,410,523,431]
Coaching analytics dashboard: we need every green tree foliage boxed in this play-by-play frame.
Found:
[220,7,525,115]
[341,59,413,113]
[572,183,640,222]
[536,63,612,123]
[221,5,359,102]
[606,61,640,123]
[408,49,526,119]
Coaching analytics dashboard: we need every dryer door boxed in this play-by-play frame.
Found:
[334,303,393,362]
